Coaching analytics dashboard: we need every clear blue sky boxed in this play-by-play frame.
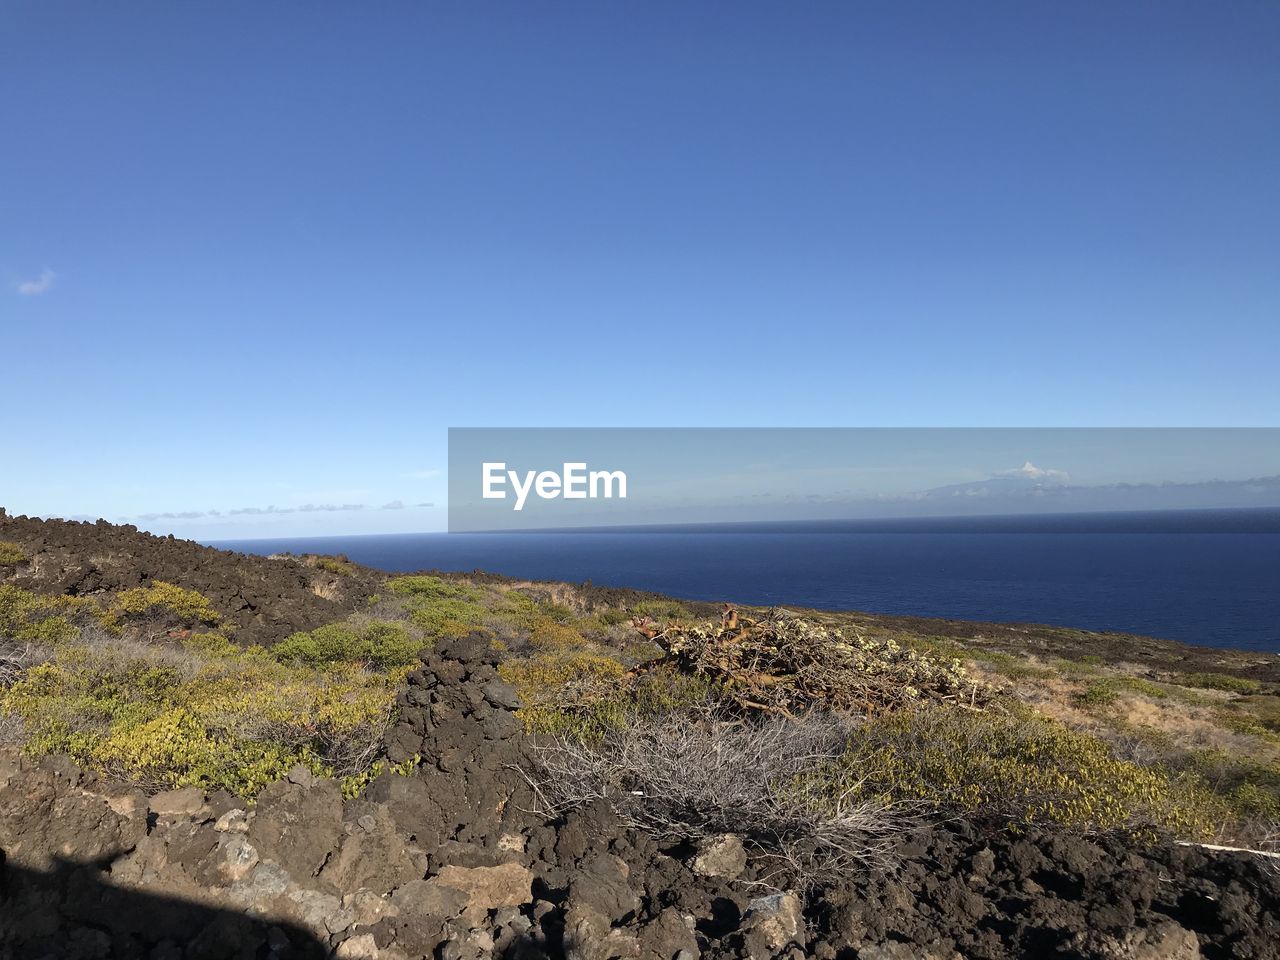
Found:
[3,2,1278,538]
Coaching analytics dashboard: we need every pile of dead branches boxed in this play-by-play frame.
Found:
[637,608,991,716]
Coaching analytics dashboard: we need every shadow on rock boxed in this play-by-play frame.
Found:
[0,851,326,959]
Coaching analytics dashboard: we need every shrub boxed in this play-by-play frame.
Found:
[1053,657,1105,676]
[589,608,631,628]
[629,599,694,622]
[1074,681,1121,709]
[388,575,482,602]
[113,582,220,626]
[644,612,989,716]
[388,575,491,639]
[499,649,629,737]
[527,617,588,651]
[1,636,399,795]
[1183,749,1280,822]
[1178,672,1262,695]
[500,645,717,739]
[1116,677,1170,700]
[0,541,24,566]
[835,704,1226,838]
[526,711,903,887]
[0,585,105,645]
[307,554,355,576]
[340,753,420,799]
[273,620,423,671]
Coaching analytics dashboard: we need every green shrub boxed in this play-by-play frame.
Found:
[589,608,631,628]
[499,649,714,740]
[1074,681,1121,709]
[388,575,483,602]
[1177,672,1262,695]
[1213,709,1280,743]
[1052,657,1105,676]
[1115,677,1170,699]
[388,575,491,639]
[113,582,220,626]
[0,585,104,645]
[1,637,400,795]
[341,753,420,799]
[835,704,1226,838]
[0,541,24,566]
[1184,749,1280,821]
[273,620,423,670]
[308,554,355,576]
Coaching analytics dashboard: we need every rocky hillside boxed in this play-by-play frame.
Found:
[0,509,381,645]
[1,513,1279,959]
[4,634,1278,960]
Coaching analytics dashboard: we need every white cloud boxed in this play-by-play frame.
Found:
[996,461,1070,482]
[16,268,56,296]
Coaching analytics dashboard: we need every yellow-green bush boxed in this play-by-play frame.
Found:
[1074,681,1121,709]
[835,704,1226,838]
[340,753,420,799]
[970,650,1053,680]
[0,541,24,566]
[388,575,492,639]
[0,585,106,645]
[1184,749,1280,821]
[527,617,588,651]
[308,554,356,576]
[500,651,714,740]
[113,581,220,626]
[500,649,628,737]
[273,620,423,671]
[1178,672,1262,695]
[2,636,401,795]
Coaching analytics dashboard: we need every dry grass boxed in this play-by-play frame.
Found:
[524,709,908,887]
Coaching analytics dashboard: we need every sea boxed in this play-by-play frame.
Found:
[213,511,1280,653]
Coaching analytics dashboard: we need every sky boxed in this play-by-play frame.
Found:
[2,2,1278,539]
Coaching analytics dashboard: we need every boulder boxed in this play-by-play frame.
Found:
[741,892,805,955]
[320,804,421,895]
[431,862,533,911]
[693,834,747,880]
[247,776,343,881]
[149,786,206,818]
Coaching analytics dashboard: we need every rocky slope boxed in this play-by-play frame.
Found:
[2,513,1279,959]
[1,632,1277,960]
[0,509,380,646]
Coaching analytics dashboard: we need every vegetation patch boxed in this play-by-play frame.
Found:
[0,585,111,645]
[113,581,221,627]
[835,704,1226,838]
[1073,681,1121,709]
[1,631,401,796]
[0,541,24,566]
[640,611,989,715]
[1176,672,1262,695]
[303,554,357,576]
[387,575,494,639]
[273,619,424,671]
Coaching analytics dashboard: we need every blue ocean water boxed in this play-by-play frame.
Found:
[213,522,1280,652]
